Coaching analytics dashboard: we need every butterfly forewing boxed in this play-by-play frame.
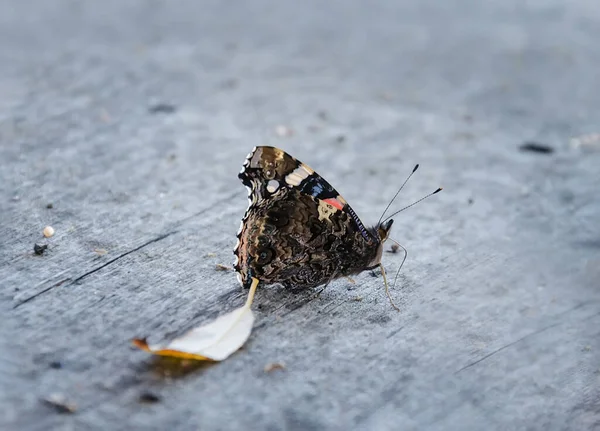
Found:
[234,146,382,290]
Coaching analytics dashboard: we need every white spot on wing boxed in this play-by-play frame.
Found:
[285,165,313,187]
[237,273,243,286]
[266,179,279,193]
[294,165,311,179]
[285,172,303,186]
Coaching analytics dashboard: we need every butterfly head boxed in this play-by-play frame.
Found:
[376,219,394,242]
[366,219,394,268]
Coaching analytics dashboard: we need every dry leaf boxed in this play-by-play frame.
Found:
[42,394,77,414]
[264,362,286,373]
[133,278,259,361]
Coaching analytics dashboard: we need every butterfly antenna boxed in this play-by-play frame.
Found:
[382,187,442,223]
[377,164,419,227]
[379,263,400,311]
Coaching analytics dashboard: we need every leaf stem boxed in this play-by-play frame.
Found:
[244,277,259,309]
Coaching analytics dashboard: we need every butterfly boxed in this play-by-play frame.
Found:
[233,146,441,309]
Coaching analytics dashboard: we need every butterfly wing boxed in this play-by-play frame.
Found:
[234,146,380,290]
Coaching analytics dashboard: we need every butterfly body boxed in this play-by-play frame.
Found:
[234,146,393,290]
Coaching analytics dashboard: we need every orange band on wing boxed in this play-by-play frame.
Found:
[323,197,344,211]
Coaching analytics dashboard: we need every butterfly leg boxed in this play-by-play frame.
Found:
[379,264,400,312]
[388,238,408,291]
[314,270,340,298]
[314,282,329,298]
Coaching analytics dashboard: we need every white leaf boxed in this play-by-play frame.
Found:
[133,278,259,362]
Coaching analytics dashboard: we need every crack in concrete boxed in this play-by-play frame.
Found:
[13,232,177,309]
[12,190,241,309]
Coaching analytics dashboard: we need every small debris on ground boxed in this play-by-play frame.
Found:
[220,78,238,89]
[453,131,475,141]
[94,248,108,256]
[352,296,363,302]
[42,394,77,414]
[274,125,293,137]
[224,42,237,51]
[468,198,474,205]
[46,203,54,209]
[34,243,48,255]
[215,264,233,271]
[43,226,55,238]
[205,252,216,258]
[386,244,400,254]
[148,103,177,114]
[317,110,328,121]
[264,362,286,373]
[336,135,346,143]
[138,391,161,404]
[99,108,111,123]
[570,133,600,149]
[378,92,394,101]
[49,361,62,369]
[519,141,554,154]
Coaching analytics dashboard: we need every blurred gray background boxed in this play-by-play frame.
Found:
[1,1,599,430]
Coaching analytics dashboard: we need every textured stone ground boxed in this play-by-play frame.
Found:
[1,1,599,430]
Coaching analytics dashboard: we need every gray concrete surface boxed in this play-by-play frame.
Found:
[1,1,599,430]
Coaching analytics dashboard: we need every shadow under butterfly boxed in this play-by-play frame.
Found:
[133,146,441,362]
